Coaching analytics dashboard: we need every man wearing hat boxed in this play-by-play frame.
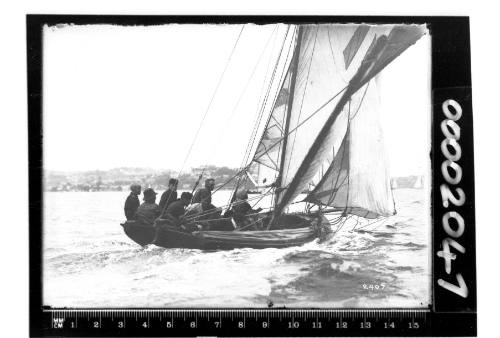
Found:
[124,184,141,220]
[192,178,216,211]
[159,178,178,212]
[231,189,262,224]
[163,191,193,221]
[135,188,161,225]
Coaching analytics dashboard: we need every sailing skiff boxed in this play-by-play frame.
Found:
[121,23,426,250]
[122,212,329,250]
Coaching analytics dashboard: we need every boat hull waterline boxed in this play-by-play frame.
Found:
[121,212,329,250]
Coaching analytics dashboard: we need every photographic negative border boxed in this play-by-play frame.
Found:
[28,15,476,336]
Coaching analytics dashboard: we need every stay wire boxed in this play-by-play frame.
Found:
[229,26,294,209]
[252,84,348,164]
[158,26,244,216]
[175,25,245,180]
[241,25,293,168]
[225,24,279,170]
[196,25,278,198]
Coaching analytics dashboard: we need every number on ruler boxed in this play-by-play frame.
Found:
[409,322,420,329]
[384,322,395,329]
[360,321,371,329]
[336,321,348,329]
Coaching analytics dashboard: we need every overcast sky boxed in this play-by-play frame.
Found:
[43,23,430,177]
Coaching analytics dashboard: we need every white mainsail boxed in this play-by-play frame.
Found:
[278,25,395,197]
[305,77,396,218]
[248,23,426,218]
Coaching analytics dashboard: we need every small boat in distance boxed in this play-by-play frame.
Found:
[122,23,426,250]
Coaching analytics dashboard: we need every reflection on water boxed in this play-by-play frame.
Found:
[43,189,430,308]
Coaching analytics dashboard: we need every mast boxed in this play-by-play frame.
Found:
[274,26,303,209]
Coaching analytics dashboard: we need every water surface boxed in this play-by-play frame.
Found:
[43,189,431,308]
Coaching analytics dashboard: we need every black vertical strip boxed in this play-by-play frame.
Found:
[27,14,43,338]
[274,26,303,211]
[431,17,476,315]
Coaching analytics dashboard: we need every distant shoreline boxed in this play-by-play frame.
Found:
[44,166,424,192]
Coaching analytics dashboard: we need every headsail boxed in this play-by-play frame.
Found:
[305,78,396,218]
[274,24,426,217]
[250,70,292,186]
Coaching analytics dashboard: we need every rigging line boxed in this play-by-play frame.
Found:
[331,214,351,237]
[252,84,348,163]
[255,142,279,170]
[234,215,268,232]
[244,25,296,167]
[230,26,294,210]
[348,81,370,120]
[226,175,242,208]
[211,168,247,195]
[356,216,387,230]
[316,147,337,209]
[284,26,319,184]
[227,46,279,209]
[343,107,352,216]
[238,24,282,168]
[329,214,344,226]
[183,189,275,222]
[240,25,295,169]
[247,25,294,153]
[256,26,297,193]
[196,182,275,217]
[203,24,278,171]
[326,27,349,84]
[251,186,274,208]
[174,25,244,177]
[272,43,296,176]
[324,134,350,207]
[352,215,360,231]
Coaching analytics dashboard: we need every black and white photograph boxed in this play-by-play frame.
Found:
[42,22,432,308]
[24,14,479,337]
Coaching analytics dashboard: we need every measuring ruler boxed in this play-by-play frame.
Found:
[42,308,434,336]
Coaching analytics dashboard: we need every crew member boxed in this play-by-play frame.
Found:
[231,189,262,223]
[192,178,216,211]
[159,178,178,212]
[163,191,193,221]
[124,184,141,220]
[135,188,161,225]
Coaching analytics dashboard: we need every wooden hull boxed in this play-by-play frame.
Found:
[122,222,156,246]
[121,213,327,250]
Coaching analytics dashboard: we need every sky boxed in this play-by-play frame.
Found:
[43,23,431,177]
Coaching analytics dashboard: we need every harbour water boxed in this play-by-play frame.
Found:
[43,189,430,308]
